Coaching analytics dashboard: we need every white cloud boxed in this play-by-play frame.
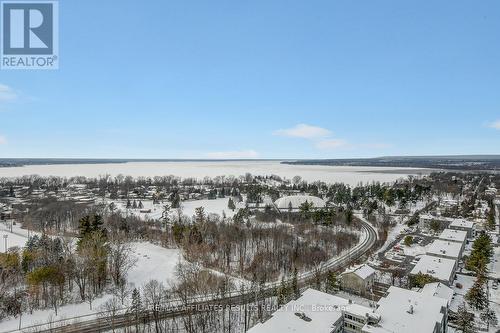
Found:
[0,136,6,145]
[316,139,348,149]
[360,143,393,149]
[0,84,18,102]
[488,120,500,130]
[273,124,332,139]
[205,150,259,159]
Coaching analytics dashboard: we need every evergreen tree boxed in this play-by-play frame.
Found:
[126,199,131,209]
[132,200,137,209]
[466,279,488,311]
[292,268,300,299]
[195,207,205,224]
[455,303,475,333]
[131,288,142,312]
[138,200,143,209]
[228,198,236,211]
[480,308,498,329]
[130,288,142,332]
[171,193,181,208]
[277,277,288,306]
[326,271,339,294]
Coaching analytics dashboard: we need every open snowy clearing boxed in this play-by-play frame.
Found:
[107,197,238,221]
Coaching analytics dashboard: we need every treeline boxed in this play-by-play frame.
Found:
[0,214,136,324]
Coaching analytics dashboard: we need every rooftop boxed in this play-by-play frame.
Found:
[247,289,347,333]
[449,219,475,229]
[421,282,454,305]
[363,286,447,333]
[342,264,376,280]
[410,255,456,283]
[426,239,462,259]
[438,229,467,244]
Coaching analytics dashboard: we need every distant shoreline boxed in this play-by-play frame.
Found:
[1,156,500,172]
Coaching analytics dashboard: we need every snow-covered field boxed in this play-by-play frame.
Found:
[108,197,238,220]
[0,221,37,253]
[0,161,429,186]
[128,242,183,286]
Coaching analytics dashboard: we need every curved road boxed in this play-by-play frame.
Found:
[8,216,378,333]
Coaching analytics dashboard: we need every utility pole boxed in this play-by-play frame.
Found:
[3,234,7,252]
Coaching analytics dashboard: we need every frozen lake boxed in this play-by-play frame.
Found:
[0,161,431,186]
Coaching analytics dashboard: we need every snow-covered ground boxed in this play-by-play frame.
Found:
[376,222,405,255]
[107,197,238,221]
[489,247,500,280]
[0,221,38,253]
[128,242,183,287]
[0,228,28,253]
[451,273,500,333]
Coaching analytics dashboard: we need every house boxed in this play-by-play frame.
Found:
[448,219,475,238]
[362,286,449,333]
[247,289,348,333]
[426,239,463,261]
[340,264,376,297]
[410,255,456,286]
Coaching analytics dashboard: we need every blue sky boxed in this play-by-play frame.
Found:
[0,0,499,159]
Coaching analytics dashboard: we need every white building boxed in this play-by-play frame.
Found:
[344,303,380,333]
[426,239,463,261]
[410,255,456,285]
[362,286,449,333]
[420,282,454,306]
[448,219,475,238]
[340,264,376,297]
[438,229,467,253]
[247,289,347,333]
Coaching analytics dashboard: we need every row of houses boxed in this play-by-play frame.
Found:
[249,284,450,333]
[410,225,472,286]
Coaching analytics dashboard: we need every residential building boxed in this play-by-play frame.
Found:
[362,286,449,333]
[410,255,456,285]
[340,264,376,297]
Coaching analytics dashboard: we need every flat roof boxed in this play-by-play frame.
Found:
[449,219,475,229]
[426,239,462,259]
[363,286,447,333]
[421,282,454,305]
[410,255,456,283]
[345,303,374,318]
[248,289,348,333]
[438,229,467,244]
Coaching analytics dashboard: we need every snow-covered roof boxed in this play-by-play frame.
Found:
[363,286,448,333]
[247,289,347,333]
[426,239,462,259]
[438,229,467,244]
[342,264,376,280]
[410,255,456,283]
[421,282,454,305]
[448,219,475,230]
[274,195,326,210]
[344,303,375,318]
